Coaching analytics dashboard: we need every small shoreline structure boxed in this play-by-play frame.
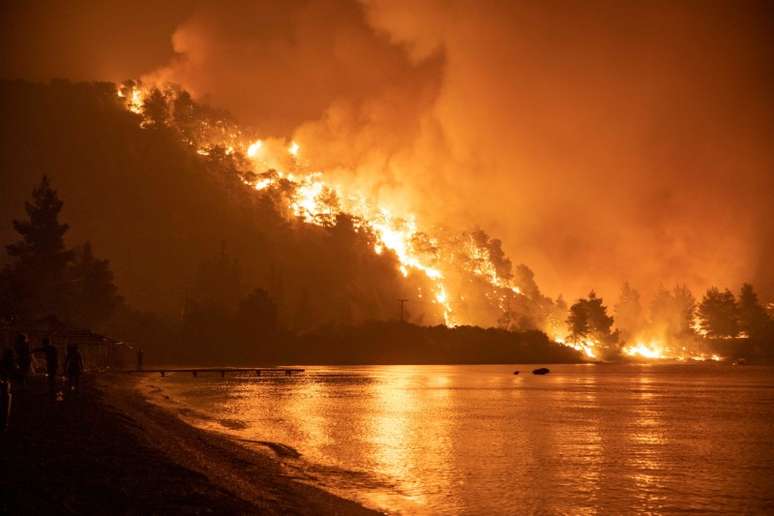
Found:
[129,367,305,378]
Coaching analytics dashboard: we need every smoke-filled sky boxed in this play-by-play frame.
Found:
[2,0,773,301]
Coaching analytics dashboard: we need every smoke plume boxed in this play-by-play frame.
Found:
[4,0,773,301]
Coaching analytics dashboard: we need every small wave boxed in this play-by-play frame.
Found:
[237,439,302,458]
[177,407,215,422]
[219,418,248,430]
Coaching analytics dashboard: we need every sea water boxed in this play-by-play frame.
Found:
[142,364,774,514]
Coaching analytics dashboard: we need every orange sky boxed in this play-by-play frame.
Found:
[2,0,773,302]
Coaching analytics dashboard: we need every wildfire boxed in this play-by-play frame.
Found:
[117,85,144,115]
[624,341,664,359]
[246,140,263,158]
[113,82,727,357]
[554,336,596,359]
[622,339,724,362]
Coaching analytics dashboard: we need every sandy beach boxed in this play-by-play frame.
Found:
[0,374,377,515]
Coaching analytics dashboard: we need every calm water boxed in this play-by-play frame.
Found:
[142,364,774,514]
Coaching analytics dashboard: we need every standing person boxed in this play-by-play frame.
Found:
[64,344,84,393]
[136,348,144,371]
[34,337,59,396]
[13,334,31,389]
[0,345,17,431]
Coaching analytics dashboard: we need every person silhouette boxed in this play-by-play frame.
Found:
[64,344,84,393]
[0,345,16,431]
[13,334,31,389]
[34,337,59,396]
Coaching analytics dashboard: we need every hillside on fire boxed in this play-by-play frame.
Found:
[1,79,772,364]
[0,79,415,324]
[0,79,571,363]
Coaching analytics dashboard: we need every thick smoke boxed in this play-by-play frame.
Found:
[3,0,773,302]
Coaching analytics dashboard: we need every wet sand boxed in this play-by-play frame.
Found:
[0,374,377,515]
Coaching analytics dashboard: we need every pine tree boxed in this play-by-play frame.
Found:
[586,291,617,350]
[737,283,768,338]
[568,291,618,358]
[4,176,74,320]
[567,300,590,340]
[697,287,739,338]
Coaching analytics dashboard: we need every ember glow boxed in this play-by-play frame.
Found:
[117,85,144,115]
[623,341,664,360]
[246,140,263,158]
[621,339,724,362]
[553,336,596,359]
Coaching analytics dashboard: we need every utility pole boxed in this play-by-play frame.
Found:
[399,298,409,323]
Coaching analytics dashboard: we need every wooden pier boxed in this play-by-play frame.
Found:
[129,367,305,378]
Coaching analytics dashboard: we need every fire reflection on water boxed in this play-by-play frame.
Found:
[148,364,774,515]
[628,374,668,505]
[366,368,427,509]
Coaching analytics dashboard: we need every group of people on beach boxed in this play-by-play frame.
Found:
[1,334,84,431]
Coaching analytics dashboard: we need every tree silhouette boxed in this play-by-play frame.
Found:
[567,300,590,340]
[697,287,739,338]
[142,88,168,128]
[738,283,768,338]
[4,176,74,320]
[568,291,618,358]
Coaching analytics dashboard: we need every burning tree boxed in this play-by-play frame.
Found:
[648,284,696,344]
[567,291,619,359]
[613,282,645,343]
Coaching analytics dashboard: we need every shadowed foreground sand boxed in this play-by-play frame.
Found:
[0,375,377,515]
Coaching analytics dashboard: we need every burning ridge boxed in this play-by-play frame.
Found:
[115,81,727,362]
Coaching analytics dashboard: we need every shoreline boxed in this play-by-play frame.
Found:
[0,374,378,515]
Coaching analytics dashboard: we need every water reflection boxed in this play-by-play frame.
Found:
[286,377,327,452]
[627,372,669,512]
[149,364,774,515]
